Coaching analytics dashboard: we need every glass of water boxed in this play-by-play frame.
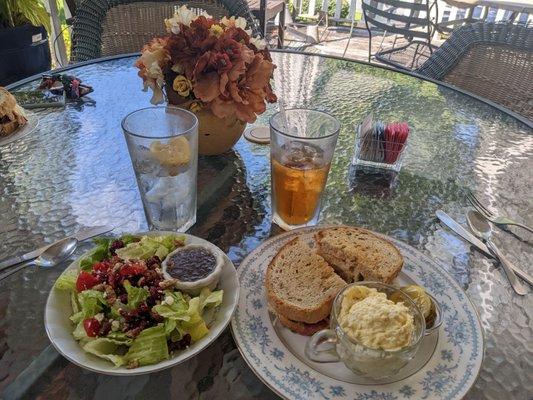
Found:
[122,106,198,231]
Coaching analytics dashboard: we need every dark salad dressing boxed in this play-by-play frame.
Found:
[166,247,217,282]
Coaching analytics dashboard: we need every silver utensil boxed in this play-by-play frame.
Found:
[437,210,533,286]
[467,192,533,233]
[466,210,528,296]
[0,237,78,282]
[0,225,112,271]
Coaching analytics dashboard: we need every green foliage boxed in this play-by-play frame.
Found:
[0,0,50,31]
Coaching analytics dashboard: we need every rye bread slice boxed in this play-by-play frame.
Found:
[315,227,403,284]
[266,237,346,324]
[276,313,330,336]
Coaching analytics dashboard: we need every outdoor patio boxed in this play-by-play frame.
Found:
[268,23,446,67]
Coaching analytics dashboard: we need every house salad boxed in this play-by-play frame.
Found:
[54,234,223,369]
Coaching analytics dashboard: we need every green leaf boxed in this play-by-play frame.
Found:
[78,238,111,271]
[0,0,51,31]
[70,291,80,314]
[152,292,189,321]
[109,301,126,319]
[123,280,149,309]
[115,235,184,261]
[197,288,223,315]
[73,321,90,341]
[120,234,141,245]
[164,319,177,337]
[54,270,78,291]
[83,339,126,367]
[125,324,169,367]
[70,290,106,323]
[105,332,133,346]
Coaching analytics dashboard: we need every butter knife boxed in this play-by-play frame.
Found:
[0,225,113,271]
[437,210,532,286]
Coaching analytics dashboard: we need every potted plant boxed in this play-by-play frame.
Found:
[0,0,51,86]
[135,6,277,156]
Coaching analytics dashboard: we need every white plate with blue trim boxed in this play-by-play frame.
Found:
[230,226,484,400]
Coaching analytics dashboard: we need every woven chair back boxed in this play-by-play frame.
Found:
[100,2,224,56]
[417,22,533,119]
[445,44,532,118]
[72,0,258,61]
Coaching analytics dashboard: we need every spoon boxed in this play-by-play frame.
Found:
[467,210,527,296]
[0,237,78,282]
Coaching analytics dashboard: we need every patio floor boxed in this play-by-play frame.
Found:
[267,23,446,70]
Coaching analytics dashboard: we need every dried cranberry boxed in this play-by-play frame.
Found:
[109,240,125,255]
[168,334,192,352]
[119,294,128,304]
[150,311,164,322]
[149,286,163,297]
[146,256,161,269]
[138,303,149,314]
[99,320,112,336]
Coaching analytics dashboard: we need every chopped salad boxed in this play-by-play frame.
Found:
[54,234,223,369]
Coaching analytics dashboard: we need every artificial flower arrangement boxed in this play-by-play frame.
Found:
[135,6,277,154]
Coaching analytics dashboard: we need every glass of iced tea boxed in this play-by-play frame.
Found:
[270,109,340,230]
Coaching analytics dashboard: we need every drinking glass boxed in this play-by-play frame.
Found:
[270,109,340,230]
[122,106,198,231]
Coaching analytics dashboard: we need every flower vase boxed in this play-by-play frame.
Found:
[167,86,246,156]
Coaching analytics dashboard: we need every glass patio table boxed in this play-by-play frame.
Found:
[1,51,531,400]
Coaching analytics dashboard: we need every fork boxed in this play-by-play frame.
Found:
[467,192,533,234]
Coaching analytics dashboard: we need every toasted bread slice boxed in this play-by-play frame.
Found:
[276,313,329,336]
[266,238,346,324]
[315,227,403,284]
[0,88,27,136]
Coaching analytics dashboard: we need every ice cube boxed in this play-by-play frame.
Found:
[144,173,191,205]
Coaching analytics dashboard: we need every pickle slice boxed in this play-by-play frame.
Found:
[390,285,433,323]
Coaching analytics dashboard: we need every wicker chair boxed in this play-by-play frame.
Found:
[71,0,260,62]
[416,22,533,119]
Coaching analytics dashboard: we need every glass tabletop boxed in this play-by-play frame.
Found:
[0,51,531,400]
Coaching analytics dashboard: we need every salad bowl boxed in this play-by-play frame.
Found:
[45,231,239,375]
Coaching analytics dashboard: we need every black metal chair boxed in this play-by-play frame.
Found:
[248,0,286,48]
[71,0,259,62]
[361,0,438,70]
[416,22,533,119]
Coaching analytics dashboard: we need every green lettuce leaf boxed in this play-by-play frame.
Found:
[125,324,169,367]
[70,291,80,314]
[105,331,133,346]
[79,238,111,271]
[152,291,190,321]
[164,319,177,338]
[154,289,224,343]
[109,301,126,320]
[70,290,106,324]
[73,321,91,341]
[54,270,78,291]
[83,339,126,367]
[124,280,149,309]
[115,235,184,261]
[197,288,223,315]
[120,234,141,245]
